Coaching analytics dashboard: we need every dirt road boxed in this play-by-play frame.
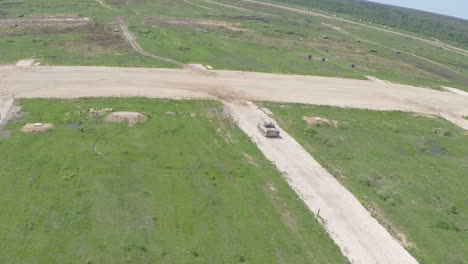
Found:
[2,66,467,129]
[226,101,419,264]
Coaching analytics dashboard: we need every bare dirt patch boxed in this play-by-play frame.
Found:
[0,14,91,28]
[143,17,246,32]
[303,116,338,127]
[15,59,38,67]
[106,111,147,126]
[21,123,54,133]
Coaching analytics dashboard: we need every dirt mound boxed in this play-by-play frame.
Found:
[303,116,338,127]
[21,123,54,133]
[106,112,147,126]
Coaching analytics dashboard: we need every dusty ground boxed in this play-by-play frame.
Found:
[226,101,418,264]
[144,17,246,31]
[441,86,468,97]
[0,15,91,28]
[2,66,467,129]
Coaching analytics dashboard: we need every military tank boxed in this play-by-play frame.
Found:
[257,121,280,138]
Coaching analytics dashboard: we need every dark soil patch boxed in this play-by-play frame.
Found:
[419,139,448,156]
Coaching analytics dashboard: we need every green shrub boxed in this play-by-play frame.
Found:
[305,126,317,136]
[376,184,401,205]
[433,221,459,231]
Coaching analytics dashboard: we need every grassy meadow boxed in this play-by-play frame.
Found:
[262,102,468,264]
[0,0,467,90]
[0,98,348,264]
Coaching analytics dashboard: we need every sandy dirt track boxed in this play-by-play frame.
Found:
[1,66,467,129]
[227,101,418,264]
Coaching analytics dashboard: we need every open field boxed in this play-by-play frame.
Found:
[0,0,467,90]
[261,102,468,263]
[0,98,348,263]
[1,0,468,262]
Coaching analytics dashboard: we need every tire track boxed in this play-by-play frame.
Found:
[116,17,190,69]
[95,0,116,10]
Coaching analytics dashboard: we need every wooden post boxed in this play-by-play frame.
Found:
[371,207,375,217]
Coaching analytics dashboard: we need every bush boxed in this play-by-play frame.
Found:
[376,184,401,205]
[305,126,317,136]
[433,220,459,231]
[356,174,373,186]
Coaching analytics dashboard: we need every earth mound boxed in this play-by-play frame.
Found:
[106,112,147,126]
[21,123,54,132]
[303,116,338,127]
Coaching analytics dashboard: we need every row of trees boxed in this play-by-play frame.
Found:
[277,0,468,48]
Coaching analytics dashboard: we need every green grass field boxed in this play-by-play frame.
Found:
[0,98,347,264]
[261,103,468,264]
[1,0,467,90]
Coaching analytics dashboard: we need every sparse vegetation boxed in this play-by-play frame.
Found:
[0,98,347,263]
[262,102,468,263]
[271,0,468,48]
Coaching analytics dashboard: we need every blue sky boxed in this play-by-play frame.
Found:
[370,0,468,20]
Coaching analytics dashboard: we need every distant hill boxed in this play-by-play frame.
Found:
[276,0,468,48]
